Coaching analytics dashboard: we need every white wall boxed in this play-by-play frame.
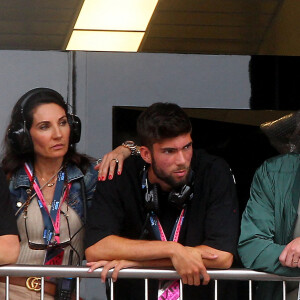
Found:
[75,52,251,158]
[0,50,69,145]
[0,50,251,158]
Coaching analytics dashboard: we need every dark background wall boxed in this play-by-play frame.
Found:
[250,55,300,110]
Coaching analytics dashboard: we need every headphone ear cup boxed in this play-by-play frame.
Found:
[7,123,33,154]
[168,185,191,209]
[68,114,81,144]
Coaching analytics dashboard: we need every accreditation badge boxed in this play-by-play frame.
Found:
[158,280,180,300]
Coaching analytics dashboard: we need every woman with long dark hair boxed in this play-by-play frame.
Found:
[0,87,130,299]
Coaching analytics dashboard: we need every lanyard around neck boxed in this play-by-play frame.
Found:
[149,208,185,242]
[24,163,71,244]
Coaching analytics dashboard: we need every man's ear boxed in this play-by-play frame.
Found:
[140,146,152,164]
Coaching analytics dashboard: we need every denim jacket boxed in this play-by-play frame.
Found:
[9,162,97,222]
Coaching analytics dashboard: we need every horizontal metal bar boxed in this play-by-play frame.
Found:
[0,265,299,282]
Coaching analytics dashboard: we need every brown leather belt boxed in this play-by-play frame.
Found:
[0,276,56,296]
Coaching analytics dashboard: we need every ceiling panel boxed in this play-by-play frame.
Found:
[0,0,297,56]
[141,38,258,55]
[151,12,273,27]
[0,21,70,35]
[148,25,265,41]
[157,0,280,12]
[0,34,65,49]
[139,0,283,54]
[0,0,84,50]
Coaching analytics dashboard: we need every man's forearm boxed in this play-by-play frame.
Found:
[135,246,233,269]
[85,236,233,269]
[86,237,234,286]
[197,245,233,269]
[138,246,233,270]
[85,235,180,262]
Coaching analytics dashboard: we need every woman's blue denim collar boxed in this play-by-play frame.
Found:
[12,162,85,189]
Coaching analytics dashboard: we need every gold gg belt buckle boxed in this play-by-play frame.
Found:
[26,277,41,291]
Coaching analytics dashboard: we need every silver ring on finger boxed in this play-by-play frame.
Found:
[111,158,119,164]
[96,158,102,165]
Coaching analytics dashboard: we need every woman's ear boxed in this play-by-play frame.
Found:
[140,146,152,164]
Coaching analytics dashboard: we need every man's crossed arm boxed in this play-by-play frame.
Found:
[85,235,233,286]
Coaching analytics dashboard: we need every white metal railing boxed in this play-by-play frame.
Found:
[0,265,299,300]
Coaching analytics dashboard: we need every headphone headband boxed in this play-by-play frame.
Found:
[7,88,81,154]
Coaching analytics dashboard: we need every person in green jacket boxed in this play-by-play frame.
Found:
[239,111,300,300]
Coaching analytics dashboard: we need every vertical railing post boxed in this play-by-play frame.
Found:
[144,278,148,300]
[249,280,252,300]
[40,277,45,300]
[5,276,9,300]
[282,281,286,300]
[214,279,218,300]
[76,277,80,300]
[110,278,114,300]
[180,279,183,299]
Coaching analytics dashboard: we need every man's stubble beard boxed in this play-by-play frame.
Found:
[151,156,191,190]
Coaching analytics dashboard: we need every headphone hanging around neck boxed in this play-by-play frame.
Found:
[7,88,81,154]
[168,184,192,210]
[141,166,193,214]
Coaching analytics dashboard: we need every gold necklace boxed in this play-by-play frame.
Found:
[36,172,58,188]
[46,180,56,188]
[43,176,57,188]
[15,166,64,217]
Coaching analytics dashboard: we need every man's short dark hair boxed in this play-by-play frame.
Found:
[137,102,192,148]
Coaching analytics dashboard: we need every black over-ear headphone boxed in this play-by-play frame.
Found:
[7,88,81,154]
[142,167,193,214]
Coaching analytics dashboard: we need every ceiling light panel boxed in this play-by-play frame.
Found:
[67,31,144,52]
[74,0,158,31]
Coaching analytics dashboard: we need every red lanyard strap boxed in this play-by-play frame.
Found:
[150,208,185,242]
[24,163,71,244]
